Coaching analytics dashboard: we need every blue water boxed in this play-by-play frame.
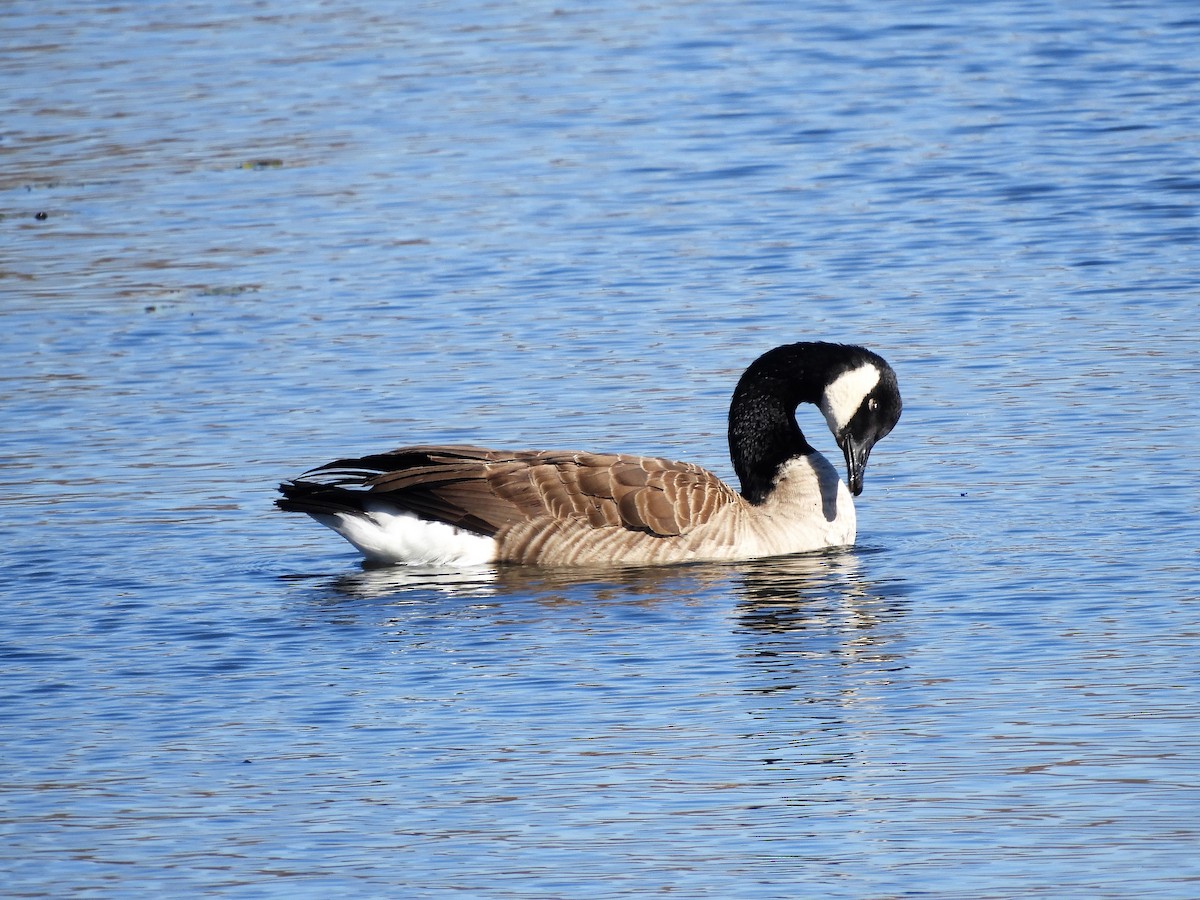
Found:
[3,1,1198,897]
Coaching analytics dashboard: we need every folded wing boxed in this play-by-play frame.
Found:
[288,445,742,538]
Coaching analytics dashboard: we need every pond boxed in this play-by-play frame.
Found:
[2,1,1198,897]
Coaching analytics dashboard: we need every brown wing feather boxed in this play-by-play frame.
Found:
[300,445,741,538]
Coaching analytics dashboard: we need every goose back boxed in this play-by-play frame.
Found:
[280,445,769,566]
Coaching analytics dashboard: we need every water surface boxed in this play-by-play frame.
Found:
[2,1,1198,897]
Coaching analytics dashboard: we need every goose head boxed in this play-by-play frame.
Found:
[729,342,902,503]
[818,351,902,496]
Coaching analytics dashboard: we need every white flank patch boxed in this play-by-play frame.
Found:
[819,362,881,434]
[310,503,496,567]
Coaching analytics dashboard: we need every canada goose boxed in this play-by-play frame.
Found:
[276,342,901,567]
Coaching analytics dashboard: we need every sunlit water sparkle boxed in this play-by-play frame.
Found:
[2,1,1198,897]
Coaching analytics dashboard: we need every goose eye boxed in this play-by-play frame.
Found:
[867,397,878,412]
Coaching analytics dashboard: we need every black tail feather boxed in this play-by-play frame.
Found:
[275,481,372,517]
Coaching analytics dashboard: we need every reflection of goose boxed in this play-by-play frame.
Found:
[277,342,902,567]
[327,565,501,601]
[733,553,910,674]
[325,558,735,603]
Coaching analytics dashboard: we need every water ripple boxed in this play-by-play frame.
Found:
[3,0,1199,897]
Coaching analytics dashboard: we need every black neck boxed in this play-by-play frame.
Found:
[726,343,839,504]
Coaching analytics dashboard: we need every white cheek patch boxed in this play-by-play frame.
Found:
[819,362,881,434]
